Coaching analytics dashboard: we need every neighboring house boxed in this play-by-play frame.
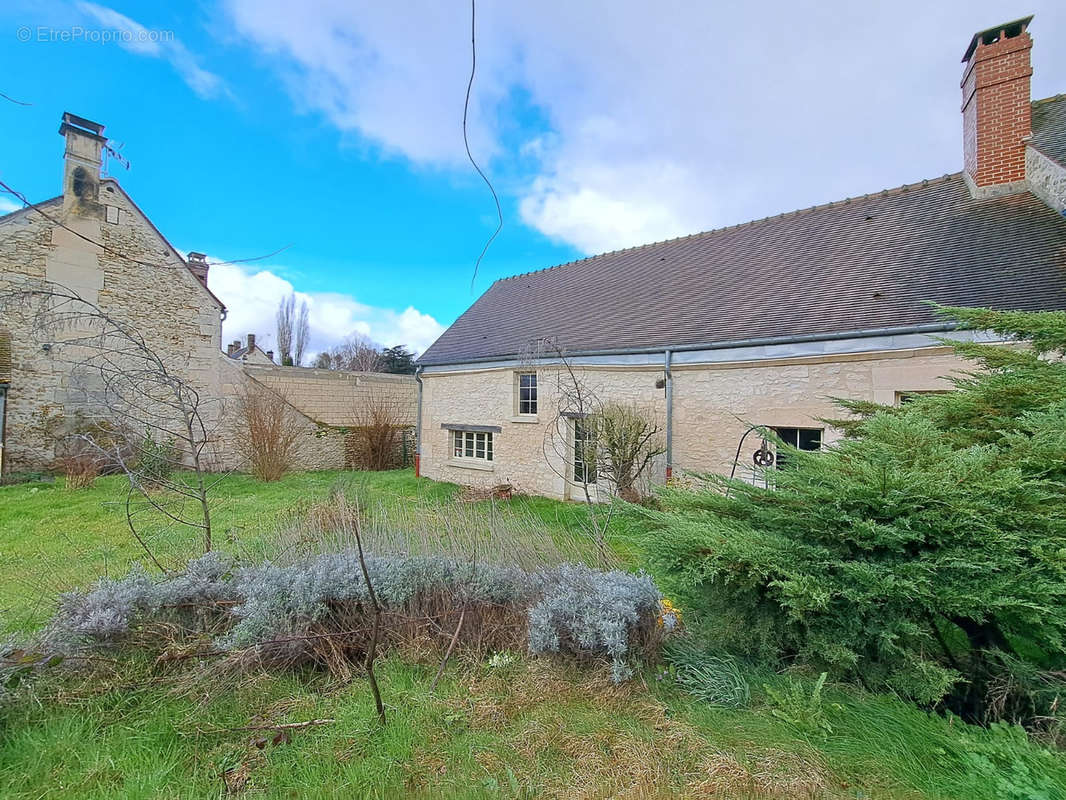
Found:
[0,114,416,475]
[416,17,1066,500]
[226,332,275,365]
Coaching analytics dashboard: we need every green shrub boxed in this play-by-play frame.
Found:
[637,307,1066,727]
[135,430,179,486]
[663,638,750,708]
[764,672,840,738]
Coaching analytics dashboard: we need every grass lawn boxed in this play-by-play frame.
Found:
[1,470,1064,799]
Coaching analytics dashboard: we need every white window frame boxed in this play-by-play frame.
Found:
[515,371,538,416]
[452,429,494,463]
[573,417,597,485]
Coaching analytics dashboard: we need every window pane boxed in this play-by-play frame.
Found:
[475,433,485,459]
[797,429,822,451]
[486,434,493,461]
[465,432,474,457]
[453,431,462,457]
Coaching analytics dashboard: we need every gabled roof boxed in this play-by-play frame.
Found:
[419,173,1066,366]
[1031,95,1066,167]
[0,186,226,313]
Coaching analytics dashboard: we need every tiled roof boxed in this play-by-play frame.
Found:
[1031,95,1066,167]
[419,174,1066,365]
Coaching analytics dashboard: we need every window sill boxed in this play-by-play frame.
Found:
[509,415,539,424]
[448,459,495,472]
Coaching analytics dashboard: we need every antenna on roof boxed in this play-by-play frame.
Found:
[103,140,130,176]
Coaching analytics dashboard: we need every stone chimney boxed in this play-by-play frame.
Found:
[266,350,274,363]
[228,340,240,356]
[961,16,1034,198]
[246,333,256,351]
[58,112,106,215]
[187,252,210,287]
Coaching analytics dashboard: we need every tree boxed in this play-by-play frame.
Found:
[313,333,382,372]
[640,305,1066,728]
[276,293,309,367]
[379,344,416,374]
[233,381,305,482]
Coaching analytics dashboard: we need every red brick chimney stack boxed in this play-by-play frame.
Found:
[961,16,1034,197]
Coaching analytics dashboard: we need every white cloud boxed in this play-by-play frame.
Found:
[76,2,225,98]
[207,262,445,361]
[0,198,22,215]
[223,0,1066,256]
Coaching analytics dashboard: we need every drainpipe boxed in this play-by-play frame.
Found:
[414,365,424,477]
[664,349,673,481]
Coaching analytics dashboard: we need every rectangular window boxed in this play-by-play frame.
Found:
[452,429,493,463]
[573,418,597,484]
[896,390,948,406]
[517,372,538,415]
[770,426,822,469]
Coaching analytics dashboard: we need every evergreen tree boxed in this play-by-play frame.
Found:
[640,306,1066,726]
[379,345,417,374]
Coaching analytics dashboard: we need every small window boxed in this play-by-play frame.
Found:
[517,372,537,415]
[770,426,822,469]
[573,418,597,484]
[896,390,948,406]
[452,430,493,463]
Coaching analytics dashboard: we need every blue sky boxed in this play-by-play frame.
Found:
[1,1,1065,357]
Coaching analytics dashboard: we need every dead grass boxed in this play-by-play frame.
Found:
[431,660,838,799]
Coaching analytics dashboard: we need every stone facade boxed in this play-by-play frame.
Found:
[0,115,417,477]
[419,344,977,500]
[0,176,226,473]
[1026,144,1066,216]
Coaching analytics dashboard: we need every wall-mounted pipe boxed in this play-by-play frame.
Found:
[664,349,673,481]
[414,365,424,477]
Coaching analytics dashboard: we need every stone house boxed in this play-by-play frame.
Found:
[415,17,1066,500]
[0,114,415,475]
[226,332,276,366]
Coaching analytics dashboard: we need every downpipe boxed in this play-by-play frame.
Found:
[664,349,673,481]
[414,365,424,477]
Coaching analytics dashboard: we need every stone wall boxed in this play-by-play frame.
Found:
[215,363,416,473]
[241,365,417,427]
[1026,145,1066,216]
[0,181,225,474]
[419,345,973,500]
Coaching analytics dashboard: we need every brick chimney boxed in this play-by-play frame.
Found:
[187,252,210,287]
[961,16,1034,198]
[58,112,106,214]
[246,333,256,351]
[228,340,240,356]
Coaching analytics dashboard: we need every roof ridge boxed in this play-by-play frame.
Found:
[497,172,962,283]
[1032,93,1066,107]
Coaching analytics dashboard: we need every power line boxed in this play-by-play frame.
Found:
[463,0,503,290]
[0,92,30,106]
[0,177,291,271]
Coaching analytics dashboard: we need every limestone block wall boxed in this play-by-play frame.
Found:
[420,365,666,499]
[214,357,347,473]
[420,345,973,500]
[241,365,417,427]
[0,183,225,474]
